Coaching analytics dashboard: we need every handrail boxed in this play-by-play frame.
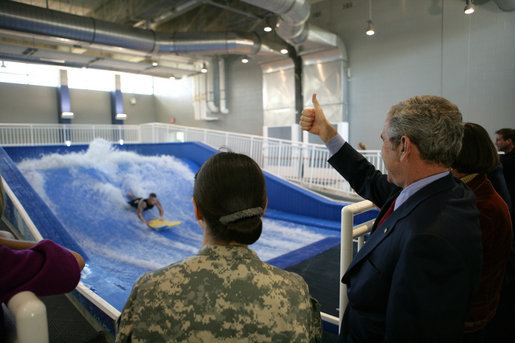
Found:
[339,200,376,331]
[1,176,43,241]
[75,283,121,320]
[321,312,339,326]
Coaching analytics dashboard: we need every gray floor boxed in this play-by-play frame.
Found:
[41,294,112,343]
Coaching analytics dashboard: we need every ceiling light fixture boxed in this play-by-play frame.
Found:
[464,0,475,14]
[241,56,249,64]
[365,0,375,36]
[280,48,288,55]
[264,26,272,32]
[201,63,207,73]
[152,61,158,67]
[366,20,375,36]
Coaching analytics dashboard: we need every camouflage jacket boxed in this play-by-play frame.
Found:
[116,244,322,342]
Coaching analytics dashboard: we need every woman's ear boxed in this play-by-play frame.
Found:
[192,199,203,221]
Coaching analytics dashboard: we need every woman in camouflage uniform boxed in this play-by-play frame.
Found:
[116,152,322,343]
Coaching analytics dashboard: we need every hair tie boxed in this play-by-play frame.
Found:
[219,207,264,225]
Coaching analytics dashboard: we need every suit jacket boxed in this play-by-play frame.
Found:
[330,143,482,343]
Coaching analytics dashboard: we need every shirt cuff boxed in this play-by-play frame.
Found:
[326,134,346,156]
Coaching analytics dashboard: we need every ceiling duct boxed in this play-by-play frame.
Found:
[241,0,346,57]
[0,2,279,57]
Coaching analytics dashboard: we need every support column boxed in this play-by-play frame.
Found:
[289,45,303,123]
[111,75,125,144]
[111,75,126,125]
[57,70,72,124]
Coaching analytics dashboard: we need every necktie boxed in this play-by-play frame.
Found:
[376,198,396,228]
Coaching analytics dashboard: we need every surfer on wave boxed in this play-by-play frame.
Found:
[127,192,164,225]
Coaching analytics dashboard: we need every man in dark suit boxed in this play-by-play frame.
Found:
[300,94,482,343]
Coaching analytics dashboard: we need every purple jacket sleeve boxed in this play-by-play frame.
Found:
[0,239,81,303]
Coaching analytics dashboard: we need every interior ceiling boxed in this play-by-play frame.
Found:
[0,0,302,78]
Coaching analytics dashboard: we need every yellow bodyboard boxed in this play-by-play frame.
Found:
[148,219,181,231]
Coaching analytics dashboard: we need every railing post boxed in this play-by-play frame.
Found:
[278,141,283,175]
[340,206,354,329]
[250,137,254,160]
[309,145,315,188]
[30,124,34,146]
[339,200,376,332]
[8,291,49,343]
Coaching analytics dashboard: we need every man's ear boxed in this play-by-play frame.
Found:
[192,199,203,221]
[399,136,411,161]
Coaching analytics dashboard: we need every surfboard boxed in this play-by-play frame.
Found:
[147,219,181,231]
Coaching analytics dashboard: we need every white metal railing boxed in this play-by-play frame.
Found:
[339,200,376,330]
[0,123,140,146]
[2,177,43,242]
[0,122,385,198]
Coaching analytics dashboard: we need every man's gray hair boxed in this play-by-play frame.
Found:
[386,95,464,167]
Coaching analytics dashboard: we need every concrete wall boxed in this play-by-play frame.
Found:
[0,83,57,123]
[122,93,157,124]
[69,89,111,124]
[0,84,158,125]
[310,0,514,149]
[0,83,157,124]
[154,77,195,126]
[154,56,264,136]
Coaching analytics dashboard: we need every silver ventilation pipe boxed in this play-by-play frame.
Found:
[219,58,229,114]
[206,57,219,113]
[0,2,276,57]
[240,0,311,45]
[240,0,344,54]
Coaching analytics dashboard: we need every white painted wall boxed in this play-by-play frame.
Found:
[310,0,514,149]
